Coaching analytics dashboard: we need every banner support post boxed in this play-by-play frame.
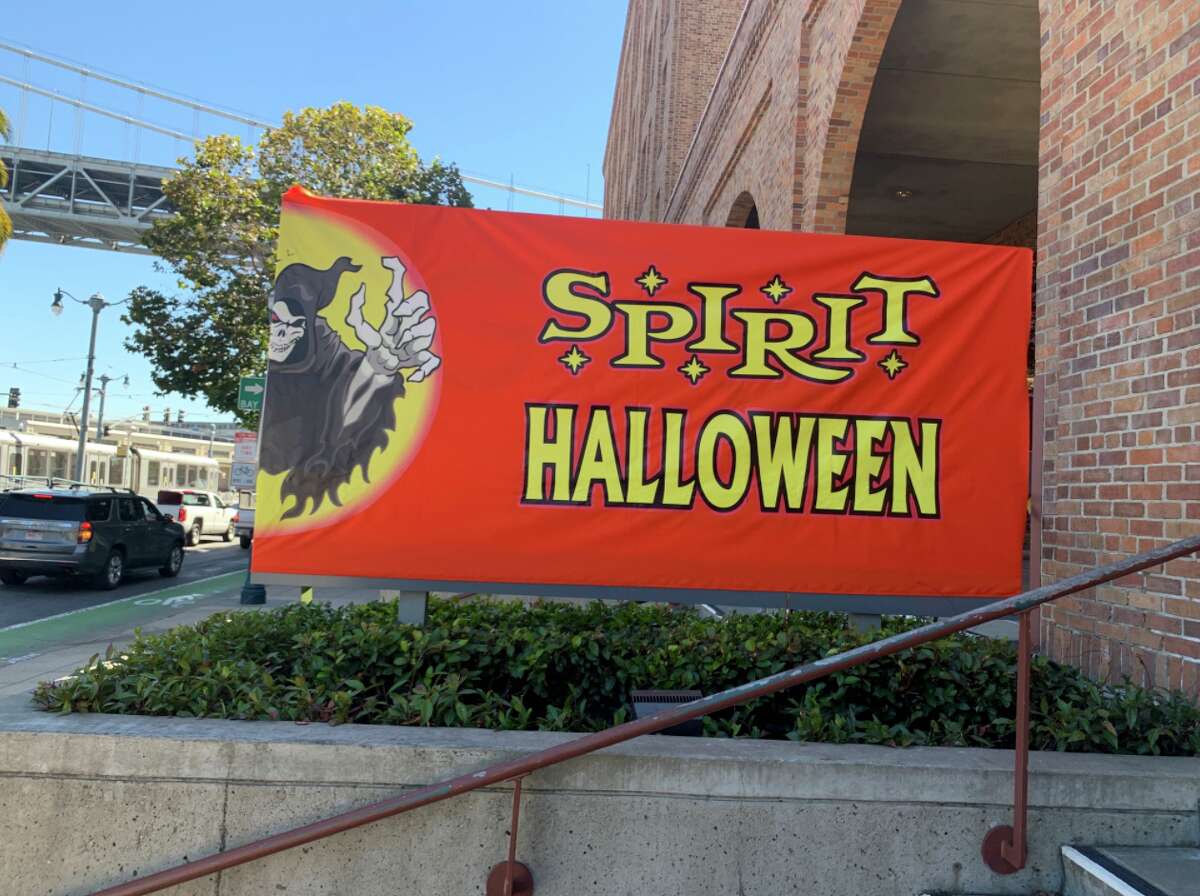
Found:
[382,590,427,626]
[239,542,266,605]
[848,613,881,633]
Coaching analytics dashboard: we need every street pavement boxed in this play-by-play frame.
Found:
[0,541,376,706]
[0,538,251,629]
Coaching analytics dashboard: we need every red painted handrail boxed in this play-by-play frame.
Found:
[89,534,1200,896]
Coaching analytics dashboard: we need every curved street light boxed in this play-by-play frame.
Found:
[51,288,128,482]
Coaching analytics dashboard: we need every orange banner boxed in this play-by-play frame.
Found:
[252,187,1032,601]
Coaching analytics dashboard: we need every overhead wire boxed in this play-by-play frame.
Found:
[4,363,80,385]
[0,355,89,365]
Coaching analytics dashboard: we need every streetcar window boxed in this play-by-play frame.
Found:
[50,452,70,480]
[27,450,47,477]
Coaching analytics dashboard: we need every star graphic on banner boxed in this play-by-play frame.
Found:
[636,265,668,296]
[760,274,793,304]
[879,349,908,380]
[679,354,711,385]
[559,344,591,376]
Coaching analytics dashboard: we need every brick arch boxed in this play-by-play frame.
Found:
[794,0,902,233]
[725,191,760,229]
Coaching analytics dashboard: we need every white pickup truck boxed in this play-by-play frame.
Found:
[235,490,255,549]
[155,489,238,546]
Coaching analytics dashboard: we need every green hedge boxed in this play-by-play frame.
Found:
[33,597,1200,755]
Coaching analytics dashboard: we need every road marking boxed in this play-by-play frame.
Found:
[0,570,249,663]
[133,593,199,607]
[4,652,40,665]
[0,571,241,633]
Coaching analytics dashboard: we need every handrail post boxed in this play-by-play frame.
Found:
[982,610,1032,873]
[486,776,533,896]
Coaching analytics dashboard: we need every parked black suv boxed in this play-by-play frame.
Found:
[0,487,186,590]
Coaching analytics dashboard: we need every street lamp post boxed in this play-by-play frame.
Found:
[52,289,127,483]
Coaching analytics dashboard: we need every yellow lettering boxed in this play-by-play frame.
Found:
[538,270,613,342]
[854,273,939,345]
[612,302,695,367]
[812,295,867,361]
[890,419,940,516]
[625,408,660,504]
[696,413,752,511]
[661,410,695,507]
[852,419,889,514]
[752,413,816,511]
[524,405,575,502]
[814,417,851,512]
[728,310,852,382]
[685,284,740,353]
[572,408,624,503]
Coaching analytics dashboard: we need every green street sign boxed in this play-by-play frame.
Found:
[237,375,266,411]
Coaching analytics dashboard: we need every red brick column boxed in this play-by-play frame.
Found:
[1035,0,1200,694]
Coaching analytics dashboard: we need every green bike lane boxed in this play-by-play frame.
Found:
[0,570,246,663]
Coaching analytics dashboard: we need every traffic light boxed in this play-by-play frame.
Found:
[177,410,185,424]
[6,387,18,409]
[162,407,170,424]
[142,406,151,422]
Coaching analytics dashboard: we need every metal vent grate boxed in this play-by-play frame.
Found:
[630,689,703,737]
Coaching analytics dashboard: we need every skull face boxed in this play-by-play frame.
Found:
[269,299,307,363]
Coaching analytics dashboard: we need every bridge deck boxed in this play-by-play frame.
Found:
[2,146,175,254]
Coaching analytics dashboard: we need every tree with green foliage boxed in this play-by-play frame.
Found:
[123,102,472,418]
[0,109,12,249]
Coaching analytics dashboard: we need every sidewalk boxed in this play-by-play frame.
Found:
[0,576,374,707]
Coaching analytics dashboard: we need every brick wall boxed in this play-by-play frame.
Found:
[1034,0,1200,694]
[603,0,741,221]
[604,0,1200,694]
[606,0,900,232]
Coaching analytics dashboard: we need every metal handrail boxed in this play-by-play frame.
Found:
[89,534,1200,896]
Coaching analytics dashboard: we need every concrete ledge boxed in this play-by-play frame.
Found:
[2,712,1198,895]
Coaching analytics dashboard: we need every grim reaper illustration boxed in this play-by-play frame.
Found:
[259,256,440,519]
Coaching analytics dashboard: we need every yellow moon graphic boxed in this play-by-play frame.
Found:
[256,205,440,533]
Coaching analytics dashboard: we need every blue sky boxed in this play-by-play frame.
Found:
[0,1,625,423]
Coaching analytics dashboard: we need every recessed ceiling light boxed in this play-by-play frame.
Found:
[894,188,914,200]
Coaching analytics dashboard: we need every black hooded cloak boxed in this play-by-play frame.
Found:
[260,257,408,519]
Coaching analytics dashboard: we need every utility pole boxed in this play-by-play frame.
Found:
[93,373,128,438]
[52,288,126,482]
[75,298,101,480]
[94,374,111,439]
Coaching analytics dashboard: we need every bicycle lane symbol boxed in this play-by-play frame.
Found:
[133,594,200,608]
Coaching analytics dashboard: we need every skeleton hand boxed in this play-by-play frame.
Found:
[345,257,441,383]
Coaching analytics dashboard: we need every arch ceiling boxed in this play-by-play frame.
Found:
[845,0,1040,242]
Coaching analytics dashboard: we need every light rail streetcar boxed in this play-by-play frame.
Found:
[0,431,220,498]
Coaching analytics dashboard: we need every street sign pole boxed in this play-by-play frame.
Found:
[237,374,266,604]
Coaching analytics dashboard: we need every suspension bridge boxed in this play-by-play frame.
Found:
[0,40,602,255]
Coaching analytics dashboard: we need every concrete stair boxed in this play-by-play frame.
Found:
[1063,845,1199,896]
